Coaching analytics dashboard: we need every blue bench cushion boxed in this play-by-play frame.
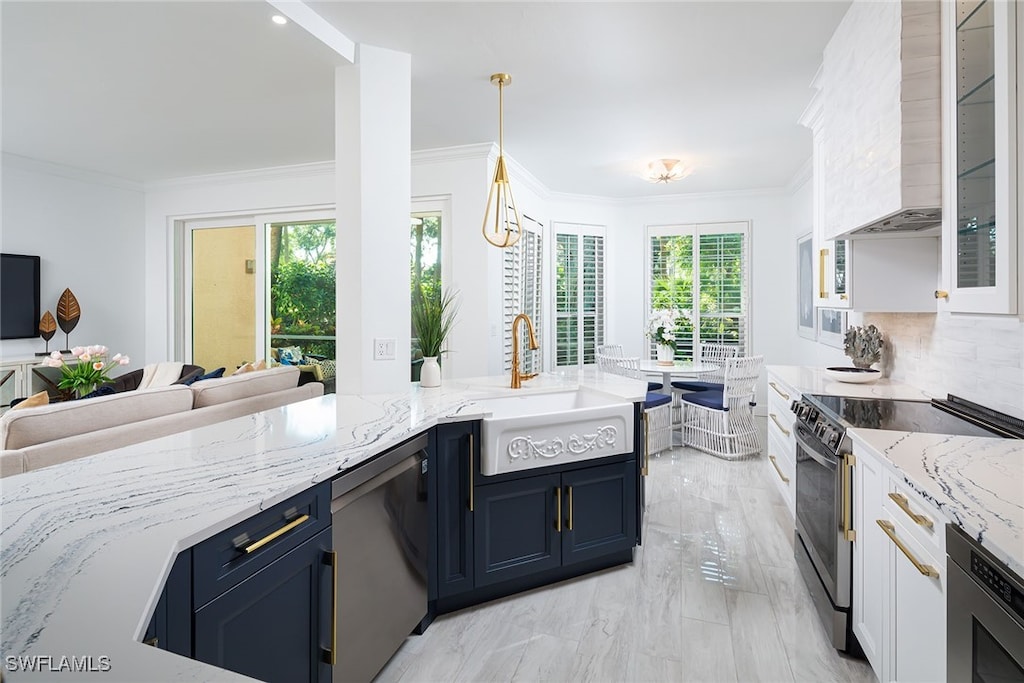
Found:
[644,392,672,409]
[647,381,664,392]
[681,390,726,410]
[671,380,723,393]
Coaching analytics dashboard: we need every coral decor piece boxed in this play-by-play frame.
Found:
[844,324,884,369]
[56,288,81,352]
[42,345,130,399]
[37,311,57,356]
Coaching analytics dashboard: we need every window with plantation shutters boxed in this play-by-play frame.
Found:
[503,221,543,373]
[554,225,605,367]
[647,222,750,360]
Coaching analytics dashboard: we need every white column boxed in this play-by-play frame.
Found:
[335,45,411,394]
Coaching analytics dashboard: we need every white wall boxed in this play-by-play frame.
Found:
[1,155,146,366]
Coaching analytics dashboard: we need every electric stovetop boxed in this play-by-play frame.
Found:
[808,394,1016,438]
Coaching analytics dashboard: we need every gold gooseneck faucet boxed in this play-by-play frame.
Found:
[510,313,539,389]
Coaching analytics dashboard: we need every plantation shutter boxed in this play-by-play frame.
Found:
[503,221,543,373]
[554,225,605,367]
[647,222,750,360]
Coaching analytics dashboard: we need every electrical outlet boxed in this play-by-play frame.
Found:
[373,338,396,361]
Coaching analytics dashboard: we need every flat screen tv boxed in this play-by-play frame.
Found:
[1,253,41,340]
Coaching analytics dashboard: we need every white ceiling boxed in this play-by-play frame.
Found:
[2,1,850,197]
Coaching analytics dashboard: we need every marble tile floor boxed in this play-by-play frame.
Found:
[377,421,877,683]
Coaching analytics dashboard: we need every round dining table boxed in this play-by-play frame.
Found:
[636,359,720,394]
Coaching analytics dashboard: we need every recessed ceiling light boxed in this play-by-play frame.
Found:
[271,14,288,25]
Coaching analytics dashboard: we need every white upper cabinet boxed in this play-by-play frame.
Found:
[822,0,943,240]
[940,0,1019,314]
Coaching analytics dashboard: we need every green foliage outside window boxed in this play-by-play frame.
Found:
[269,222,336,358]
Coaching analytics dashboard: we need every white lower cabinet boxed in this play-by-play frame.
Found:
[851,434,948,682]
[764,370,797,519]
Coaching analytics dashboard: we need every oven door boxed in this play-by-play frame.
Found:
[794,424,851,608]
[948,555,1024,681]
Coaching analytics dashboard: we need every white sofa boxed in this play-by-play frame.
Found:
[0,366,323,478]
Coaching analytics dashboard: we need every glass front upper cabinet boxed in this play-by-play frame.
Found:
[945,0,1018,313]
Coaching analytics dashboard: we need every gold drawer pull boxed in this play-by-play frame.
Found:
[877,520,939,578]
[468,433,475,512]
[243,514,310,554]
[768,455,790,484]
[567,485,574,531]
[769,413,791,437]
[819,248,828,298]
[888,493,933,529]
[769,382,790,401]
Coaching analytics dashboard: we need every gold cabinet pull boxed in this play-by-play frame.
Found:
[143,636,159,648]
[243,514,310,554]
[769,413,791,437]
[555,487,562,532]
[567,485,574,531]
[323,550,338,665]
[769,382,790,401]
[819,248,828,298]
[877,520,940,578]
[934,290,949,300]
[768,455,790,484]
[888,493,933,529]
[842,454,856,541]
[468,433,475,512]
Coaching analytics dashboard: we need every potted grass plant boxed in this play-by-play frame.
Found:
[411,287,459,388]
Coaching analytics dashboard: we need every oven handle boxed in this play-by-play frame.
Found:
[842,453,856,542]
[794,427,838,470]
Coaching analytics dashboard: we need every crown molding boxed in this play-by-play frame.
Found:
[144,160,334,191]
[2,153,144,192]
[785,157,813,194]
[411,143,494,165]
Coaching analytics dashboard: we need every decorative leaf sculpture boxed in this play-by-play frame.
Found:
[38,311,56,341]
[56,288,81,334]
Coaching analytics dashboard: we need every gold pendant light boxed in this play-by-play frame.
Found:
[482,73,523,248]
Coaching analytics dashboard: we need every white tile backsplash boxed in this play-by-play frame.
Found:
[864,312,1024,419]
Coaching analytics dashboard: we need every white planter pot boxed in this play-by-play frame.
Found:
[656,344,675,366]
[420,356,441,388]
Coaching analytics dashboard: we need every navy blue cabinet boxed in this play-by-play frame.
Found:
[433,421,478,598]
[194,527,333,683]
[561,461,637,565]
[143,548,192,657]
[473,472,563,587]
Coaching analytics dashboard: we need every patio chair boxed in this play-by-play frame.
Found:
[598,355,673,459]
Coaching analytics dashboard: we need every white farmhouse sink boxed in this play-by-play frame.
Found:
[475,389,635,476]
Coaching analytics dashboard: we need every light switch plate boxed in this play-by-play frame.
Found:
[373,338,396,360]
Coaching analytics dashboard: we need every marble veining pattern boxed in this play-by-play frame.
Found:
[768,364,934,401]
[850,428,1024,577]
[0,370,646,681]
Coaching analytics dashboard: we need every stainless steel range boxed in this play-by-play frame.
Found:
[788,393,1023,655]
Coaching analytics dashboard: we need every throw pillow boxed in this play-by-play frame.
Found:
[275,346,303,366]
[184,367,225,385]
[77,386,116,400]
[253,359,267,371]
[304,357,337,379]
[12,391,49,410]
[233,362,255,376]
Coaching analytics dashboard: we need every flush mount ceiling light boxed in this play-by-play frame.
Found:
[646,158,689,183]
[481,73,522,249]
[271,14,288,25]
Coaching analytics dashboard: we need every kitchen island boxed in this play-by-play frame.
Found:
[0,371,645,681]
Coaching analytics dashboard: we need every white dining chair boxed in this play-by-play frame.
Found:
[598,355,673,459]
[669,343,738,435]
[598,344,662,391]
[681,355,764,460]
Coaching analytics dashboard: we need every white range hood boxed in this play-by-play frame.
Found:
[821,0,942,240]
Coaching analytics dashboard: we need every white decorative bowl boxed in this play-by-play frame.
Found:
[825,366,881,384]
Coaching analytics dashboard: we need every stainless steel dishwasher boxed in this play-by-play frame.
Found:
[331,433,429,683]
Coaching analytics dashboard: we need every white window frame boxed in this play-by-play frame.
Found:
[502,215,544,373]
[645,221,752,359]
[551,222,606,368]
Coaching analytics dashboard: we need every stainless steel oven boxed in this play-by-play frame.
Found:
[793,421,856,652]
[948,524,1024,682]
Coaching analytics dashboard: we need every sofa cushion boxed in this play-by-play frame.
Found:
[0,384,194,450]
[191,366,300,409]
[1,450,25,478]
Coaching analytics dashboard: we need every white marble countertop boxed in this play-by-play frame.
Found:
[849,428,1024,578]
[0,369,646,681]
[767,365,934,401]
